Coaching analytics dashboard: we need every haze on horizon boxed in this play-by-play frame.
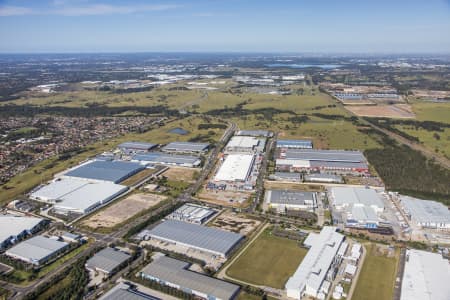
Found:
[0,0,449,54]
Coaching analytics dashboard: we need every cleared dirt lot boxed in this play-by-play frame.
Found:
[162,167,199,183]
[82,193,166,229]
[197,189,251,208]
[346,104,415,118]
[209,211,261,236]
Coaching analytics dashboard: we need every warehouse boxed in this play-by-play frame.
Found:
[214,154,255,182]
[0,214,45,249]
[64,160,145,183]
[268,172,301,182]
[118,141,157,153]
[265,190,317,212]
[31,177,128,215]
[5,235,69,266]
[276,139,313,149]
[146,220,243,258]
[224,136,262,153]
[401,249,450,300]
[400,196,450,230]
[99,282,161,300]
[132,152,201,168]
[140,255,240,300]
[161,141,209,154]
[276,149,368,173]
[286,227,345,299]
[85,247,131,276]
[235,130,273,137]
[329,187,384,228]
[167,203,216,224]
[304,173,343,184]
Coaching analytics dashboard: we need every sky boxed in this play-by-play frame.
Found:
[0,0,449,53]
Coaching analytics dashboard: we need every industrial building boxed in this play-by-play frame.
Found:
[276,149,368,174]
[265,190,317,212]
[140,255,240,300]
[276,139,313,149]
[64,160,145,183]
[99,282,161,300]
[400,196,450,230]
[132,152,201,168]
[286,227,345,299]
[31,177,128,215]
[146,220,243,258]
[85,247,131,276]
[5,235,69,266]
[304,173,343,184]
[268,172,301,182]
[118,142,157,153]
[400,249,450,300]
[235,130,273,137]
[161,141,209,154]
[214,154,255,183]
[224,136,264,153]
[0,214,45,249]
[329,187,384,229]
[167,203,216,224]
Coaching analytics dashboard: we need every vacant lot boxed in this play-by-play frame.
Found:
[162,167,199,183]
[209,211,261,236]
[82,193,166,229]
[352,243,400,300]
[346,104,415,119]
[197,189,251,207]
[226,229,307,289]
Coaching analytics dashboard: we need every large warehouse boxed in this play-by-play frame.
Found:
[286,227,345,299]
[0,214,45,249]
[132,152,201,167]
[329,187,384,229]
[5,235,69,266]
[118,141,157,153]
[224,136,263,153]
[276,139,313,149]
[31,177,128,215]
[161,141,209,154]
[265,190,317,212]
[167,203,216,224]
[400,249,450,300]
[99,283,161,300]
[85,247,131,276]
[64,160,145,183]
[146,220,243,258]
[141,255,240,300]
[235,129,272,137]
[276,149,368,174]
[214,154,255,182]
[400,196,450,230]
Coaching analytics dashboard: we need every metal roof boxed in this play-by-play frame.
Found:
[276,139,313,148]
[118,142,157,151]
[5,236,68,263]
[214,154,255,182]
[331,187,384,209]
[86,248,131,274]
[236,130,272,137]
[162,142,209,152]
[0,215,44,245]
[65,160,144,183]
[132,152,200,166]
[147,220,243,257]
[226,136,259,149]
[99,283,160,300]
[401,250,450,300]
[168,204,216,224]
[273,172,301,180]
[141,256,240,300]
[401,196,450,224]
[283,149,366,163]
[266,190,316,205]
[309,160,368,169]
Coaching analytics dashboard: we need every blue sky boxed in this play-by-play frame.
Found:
[0,0,449,53]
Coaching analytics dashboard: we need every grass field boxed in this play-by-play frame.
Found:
[226,229,307,289]
[411,100,450,123]
[352,243,400,300]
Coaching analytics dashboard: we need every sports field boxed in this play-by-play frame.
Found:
[352,243,400,300]
[226,229,307,289]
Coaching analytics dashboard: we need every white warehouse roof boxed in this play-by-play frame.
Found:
[331,187,384,210]
[214,154,255,182]
[401,196,450,226]
[226,136,259,149]
[401,249,450,300]
[0,215,44,246]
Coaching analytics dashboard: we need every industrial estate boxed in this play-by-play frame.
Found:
[0,52,449,300]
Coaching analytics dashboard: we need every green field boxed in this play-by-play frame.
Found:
[352,244,400,300]
[394,125,450,158]
[226,229,308,289]
[410,101,450,123]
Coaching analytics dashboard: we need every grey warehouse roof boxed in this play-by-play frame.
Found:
[236,130,272,137]
[86,247,131,274]
[401,196,450,224]
[283,149,366,163]
[65,160,144,183]
[141,256,240,300]
[118,142,157,150]
[99,283,160,300]
[277,139,313,148]
[147,220,243,256]
[162,141,209,152]
[132,152,200,165]
[267,190,315,205]
[6,236,68,263]
[0,215,44,245]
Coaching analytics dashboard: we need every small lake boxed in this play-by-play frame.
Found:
[169,127,189,135]
[265,63,342,69]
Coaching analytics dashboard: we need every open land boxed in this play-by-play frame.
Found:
[345,104,415,118]
[161,167,199,183]
[209,211,261,236]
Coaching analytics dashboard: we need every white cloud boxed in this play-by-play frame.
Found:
[0,6,34,16]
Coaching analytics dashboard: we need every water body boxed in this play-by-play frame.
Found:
[169,127,189,135]
[265,63,342,69]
